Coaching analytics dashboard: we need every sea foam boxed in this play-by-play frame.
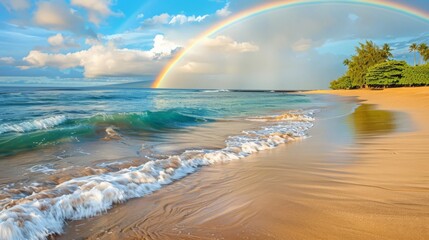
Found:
[202,89,230,93]
[0,116,67,134]
[0,111,314,240]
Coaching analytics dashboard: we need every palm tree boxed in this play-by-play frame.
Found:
[419,44,429,64]
[409,43,418,66]
[343,59,350,66]
[423,49,429,63]
[418,43,428,65]
[382,43,393,59]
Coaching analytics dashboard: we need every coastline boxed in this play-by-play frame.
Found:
[58,87,429,240]
[308,87,429,130]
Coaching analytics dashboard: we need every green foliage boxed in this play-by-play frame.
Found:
[409,43,418,66]
[330,75,352,90]
[423,49,429,63]
[418,43,429,65]
[366,61,407,88]
[401,64,429,86]
[330,40,429,90]
[345,41,391,88]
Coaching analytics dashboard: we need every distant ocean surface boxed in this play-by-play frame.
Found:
[0,87,351,239]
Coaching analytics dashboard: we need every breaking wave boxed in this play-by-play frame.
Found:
[0,109,213,156]
[0,111,314,240]
[0,116,67,135]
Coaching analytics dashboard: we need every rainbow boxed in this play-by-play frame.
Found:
[152,0,429,88]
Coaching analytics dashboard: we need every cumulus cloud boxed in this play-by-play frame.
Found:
[202,35,259,53]
[0,0,30,11]
[22,35,181,77]
[22,50,81,69]
[48,33,65,46]
[71,0,121,25]
[142,13,170,25]
[143,13,209,26]
[34,0,94,36]
[216,2,231,17]
[47,33,79,49]
[169,14,209,25]
[151,35,181,58]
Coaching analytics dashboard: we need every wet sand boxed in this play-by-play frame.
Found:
[59,87,429,240]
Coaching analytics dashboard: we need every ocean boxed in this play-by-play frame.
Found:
[0,87,354,239]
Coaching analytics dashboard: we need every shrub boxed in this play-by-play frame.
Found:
[330,75,352,90]
[401,64,429,86]
[366,60,407,88]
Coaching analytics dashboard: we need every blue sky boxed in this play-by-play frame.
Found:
[0,0,428,89]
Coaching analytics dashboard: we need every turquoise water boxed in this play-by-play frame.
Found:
[0,87,343,240]
[0,88,319,156]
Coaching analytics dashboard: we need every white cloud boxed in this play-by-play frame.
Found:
[141,2,229,28]
[292,38,313,52]
[0,57,15,65]
[202,35,259,53]
[216,2,231,17]
[22,35,181,77]
[137,13,144,19]
[23,50,81,69]
[143,13,209,26]
[151,35,181,58]
[0,0,30,11]
[47,33,79,49]
[48,33,65,47]
[71,0,120,25]
[34,0,94,36]
[169,14,209,25]
[143,13,170,25]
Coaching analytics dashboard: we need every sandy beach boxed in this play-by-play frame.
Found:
[58,87,429,240]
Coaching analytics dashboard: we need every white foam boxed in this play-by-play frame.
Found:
[29,164,56,175]
[246,110,317,122]
[0,112,314,240]
[0,116,67,134]
[202,89,230,93]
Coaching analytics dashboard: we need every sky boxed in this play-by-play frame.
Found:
[0,0,428,89]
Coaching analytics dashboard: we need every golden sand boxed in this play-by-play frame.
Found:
[59,87,429,240]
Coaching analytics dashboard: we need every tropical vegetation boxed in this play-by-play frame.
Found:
[330,41,429,89]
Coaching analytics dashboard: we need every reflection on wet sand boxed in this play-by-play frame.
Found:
[349,104,396,136]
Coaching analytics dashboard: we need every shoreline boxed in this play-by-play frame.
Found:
[58,87,429,240]
[308,87,429,129]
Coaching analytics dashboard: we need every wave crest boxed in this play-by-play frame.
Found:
[0,116,67,135]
